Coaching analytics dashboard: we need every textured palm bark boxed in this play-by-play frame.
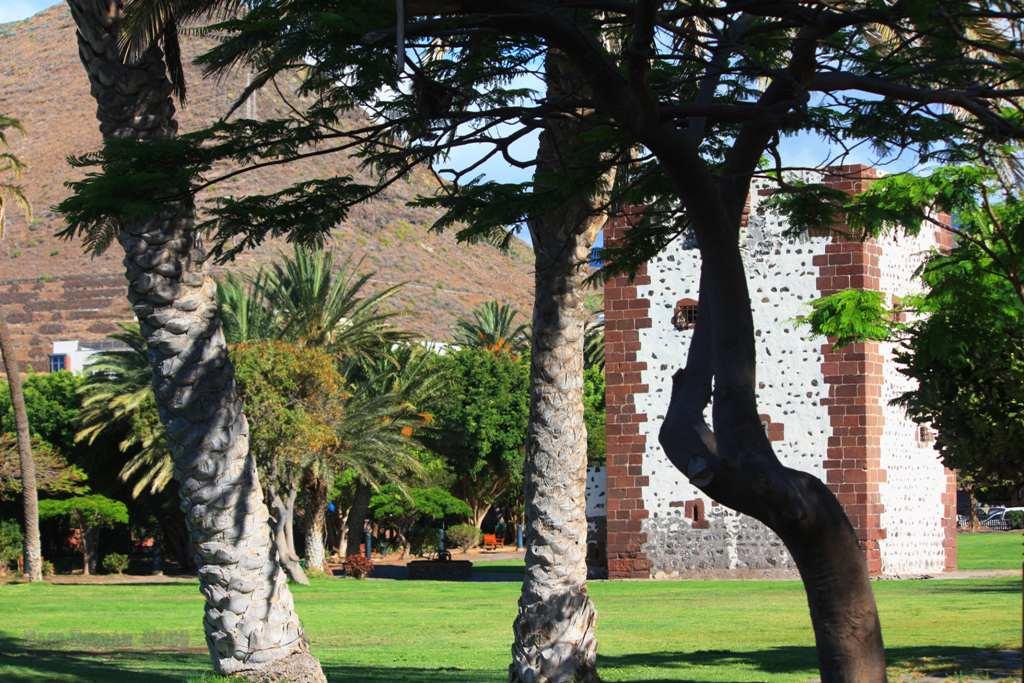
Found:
[656,172,886,681]
[510,49,602,683]
[0,319,43,582]
[303,476,329,571]
[67,2,323,679]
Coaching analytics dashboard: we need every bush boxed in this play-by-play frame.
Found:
[343,554,373,579]
[42,559,55,577]
[1006,510,1024,530]
[0,519,23,572]
[447,524,480,552]
[103,552,129,574]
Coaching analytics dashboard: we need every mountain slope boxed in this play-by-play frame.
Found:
[0,4,534,367]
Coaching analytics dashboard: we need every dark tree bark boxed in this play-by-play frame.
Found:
[80,525,97,576]
[67,2,323,679]
[0,319,43,582]
[510,48,606,683]
[655,166,886,682]
[344,481,372,557]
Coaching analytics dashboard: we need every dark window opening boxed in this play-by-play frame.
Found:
[672,298,699,331]
[49,354,67,373]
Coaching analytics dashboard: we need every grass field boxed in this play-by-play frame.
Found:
[0,533,1018,682]
[957,531,1023,570]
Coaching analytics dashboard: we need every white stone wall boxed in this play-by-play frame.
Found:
[585,466,606,518]
[611,175,950,576]
[876,229,949,574]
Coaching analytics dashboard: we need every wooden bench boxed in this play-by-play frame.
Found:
[482,533,500,550]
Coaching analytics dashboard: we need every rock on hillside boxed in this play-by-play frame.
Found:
[0,3,534,368]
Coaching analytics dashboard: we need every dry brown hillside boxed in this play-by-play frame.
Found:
[0,4,534,369]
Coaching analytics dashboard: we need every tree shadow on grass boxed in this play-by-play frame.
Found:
[323,664,503,682]
[598,645,1021,682]
[0,634,208,682]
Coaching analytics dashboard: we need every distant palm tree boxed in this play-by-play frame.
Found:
[262,246,407,356]
[0,114,41,582]
[216,271,277,344]
[0,115,30,236]
[584,313,604,371]
[453,301,530,354]
[76,324,172,498]
[335,343,446,559]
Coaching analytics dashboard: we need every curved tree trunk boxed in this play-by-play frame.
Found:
[269,481,309,585]
[344,481,371,558]
[510,49,606,683]
[67,3,323,679]
[655,166,886,681]
[0,319,43,582]
[303,475,329,572]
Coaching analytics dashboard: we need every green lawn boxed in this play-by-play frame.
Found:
[958,531,1023,570]
[0,576,1019,682]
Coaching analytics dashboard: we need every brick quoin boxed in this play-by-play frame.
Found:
[603,208,653,579]
[816,164,889,575]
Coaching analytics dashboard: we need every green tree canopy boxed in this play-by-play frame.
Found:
[0,371,83,455]
[38,494,129,529]
[583,365,606,466]
[0,434,88,499]
[424,347,529,525]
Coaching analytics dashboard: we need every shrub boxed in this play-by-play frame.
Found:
[1006,510,1024,530]
[0,519,23,572]
[42,560,55,577]
[447,523,480,552]
[103,552,129,575]
[343,554,373,579]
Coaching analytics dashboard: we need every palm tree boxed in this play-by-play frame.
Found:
[111,3,600,678]
[261,246,407,356]
[0,115,30,236]
[335,344,445,561]
[453,301,530,354]
[77,324,173,498]
[214,247,412,569]
[64,4,322,678]
[0,114,41,583]
[0,320,42,582]
[584,313,605,371]
[216,271,277,344]
[511,53,611,681]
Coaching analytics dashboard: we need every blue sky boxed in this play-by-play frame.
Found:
[0,0,56,23]
[6,0,912,199]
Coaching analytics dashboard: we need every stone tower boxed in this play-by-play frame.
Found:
[601,164,957,579]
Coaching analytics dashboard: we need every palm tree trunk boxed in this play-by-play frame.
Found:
[344,481,371,557]
[0,319,43,582]
[510,49,606,683]
[67,3,322,679]
[303,475,329,571]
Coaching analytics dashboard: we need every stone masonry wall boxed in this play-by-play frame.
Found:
[602,165,954,577]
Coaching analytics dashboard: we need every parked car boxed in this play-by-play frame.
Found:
[982,507,1024,530]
